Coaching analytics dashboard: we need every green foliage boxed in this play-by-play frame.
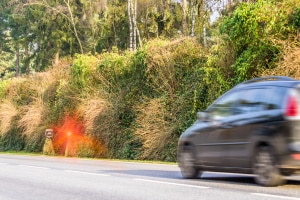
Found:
[289,7,300,28]
[220,0,298,82]
[75,138,105,158]
[108,130,141,160]
[97,52,131,90]
[76,142,95,158]
[92,51,148,159]
[0,119,25,151]
[145,38,208,117]
[42,81,61,125]
[0,79,10,98]
[71,54,98,93]
[24,132,45,153]
[94,1,129,52]
[52,80,78,120]
[14,81,37,106]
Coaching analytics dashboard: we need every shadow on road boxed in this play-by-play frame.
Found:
[200,175,256,186]
[101,168,300,187]
[100,169,182,179]
[287,179,300,185]
[200,173,300,187]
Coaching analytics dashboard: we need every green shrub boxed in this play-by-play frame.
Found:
[0,119,25,151]
[71,54,98,94]
[220,0,299,82]
[289,7,300,28]
[0,79,10,99]
[75,137,107,158]
[24,127,47,153]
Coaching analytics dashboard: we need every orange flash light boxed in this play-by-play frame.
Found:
[52,115,84,156]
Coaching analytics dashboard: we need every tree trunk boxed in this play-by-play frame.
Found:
[63,0,83,54]
[128,0,133,51]
[133,0,142,48]
[128,0,141,51]
[191,0,198,37]
[197,0,207,47]
[15,44,20,77]
[54,51,60,65]
[182,0,187,36]
[132,0,136,50]
[227,0,232,11]
[203,26,207,48]
[25,45,30,74]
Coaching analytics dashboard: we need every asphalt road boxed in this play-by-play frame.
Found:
[1,154,300,200]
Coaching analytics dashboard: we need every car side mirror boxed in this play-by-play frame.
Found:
[197,112,210,121]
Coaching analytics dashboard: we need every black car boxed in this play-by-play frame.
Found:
[177,76,300,186]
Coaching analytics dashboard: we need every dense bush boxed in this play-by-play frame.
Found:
[220,0,299,83]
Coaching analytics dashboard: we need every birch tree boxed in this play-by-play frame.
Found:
[182,0,188,35]
[190,0,199,37]
[62,0,83,54]
[128,0,133,50]
[128,0,142,51]
[18,0,83,54]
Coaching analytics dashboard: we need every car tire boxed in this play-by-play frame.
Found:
[178,147,201,179]
[253,146,285,186]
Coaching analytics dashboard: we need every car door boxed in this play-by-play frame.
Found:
[197,90,242,167]
[223,87,287,168]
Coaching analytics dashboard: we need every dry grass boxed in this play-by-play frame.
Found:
[145,37,206,95]
[32,58,72,96]
[77,92,119,158]
[262,38,300,78]
[261,0,300,78]
[0,100,18,135]
[3,58,71,101]
[18,97,45,135]
[10,63,71,136]
[145,39,178,95]
[147,50,176,94]
[1,59,72,137]
[134,97,173,160]
[3,77,27,99]
[78,94,111,134]
[75,136,107,158]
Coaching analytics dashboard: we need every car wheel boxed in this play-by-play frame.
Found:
[253,146,285,186]
[178,147,200,179]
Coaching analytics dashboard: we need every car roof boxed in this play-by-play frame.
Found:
[207,76,300,110]
[233,76,300,90]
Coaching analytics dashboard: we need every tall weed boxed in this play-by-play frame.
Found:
[0,101,18,135]
[134,97,176,161]
[262,39,300,78]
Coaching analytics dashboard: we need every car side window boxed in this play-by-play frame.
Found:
[238,89,266,113]
[207,86,287,118]
[265,87,286,109]
[208,91,240,119]
[238,87,287,113]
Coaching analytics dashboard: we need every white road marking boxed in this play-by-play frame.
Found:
[134,178,210,189]
[65,170,110,177]
[18,165,50,170]
[0,163,8,165]
[252,193,300,200]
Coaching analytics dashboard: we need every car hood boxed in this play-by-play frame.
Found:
[179,120,210,139]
